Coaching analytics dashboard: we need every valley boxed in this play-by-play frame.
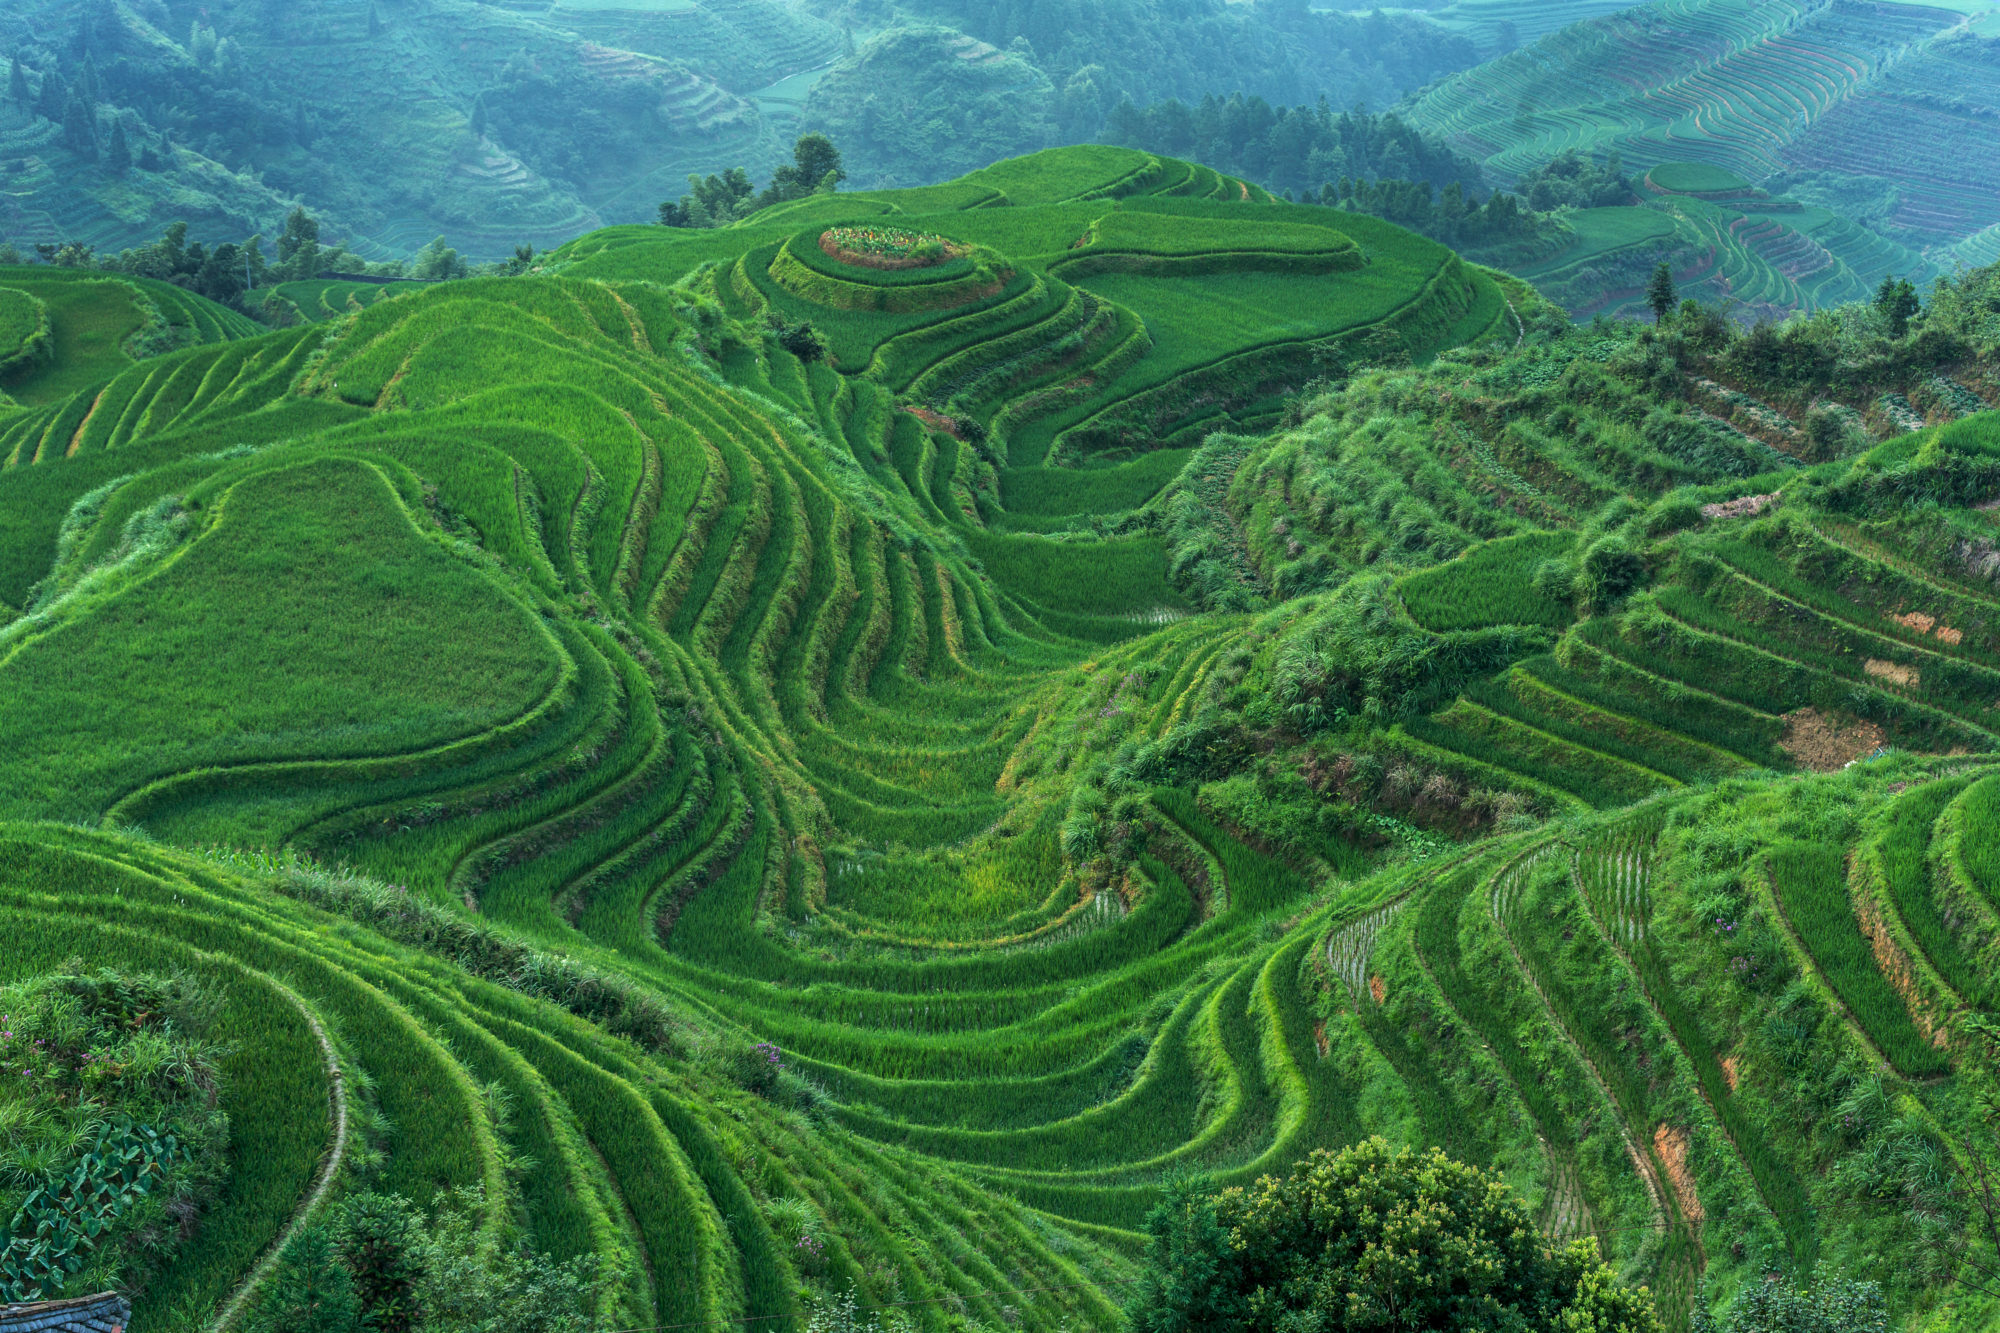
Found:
[3,138,2000,1330]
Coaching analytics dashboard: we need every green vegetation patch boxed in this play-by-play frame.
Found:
[0,457,563,823]
[0,965,231,1303]
[1646,162,1755,196]
[1767,842,1951,1077]
[0,271,150,406]
[0,287,52,376]
[1081,211,1356,258]
[1398,530,1578,631]
[963,145,1162,206]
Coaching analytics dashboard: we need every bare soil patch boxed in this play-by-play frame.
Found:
[1779,707,1886,771]
[1654,1124,1704,1224]
[1865,658,1919,688]
[1702,491,1780,521]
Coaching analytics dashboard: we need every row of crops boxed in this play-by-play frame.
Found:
[0,148,1554,1324]
[4,143,1999,1328]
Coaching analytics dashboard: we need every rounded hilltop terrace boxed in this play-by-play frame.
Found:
[4,140,2000,1332]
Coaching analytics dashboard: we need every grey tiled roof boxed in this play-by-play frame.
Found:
[0,1294,130,1333]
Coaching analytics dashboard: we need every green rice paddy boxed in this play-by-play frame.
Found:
[3,144,1999,1332]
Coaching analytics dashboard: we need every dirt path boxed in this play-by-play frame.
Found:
[212,981,350,1333]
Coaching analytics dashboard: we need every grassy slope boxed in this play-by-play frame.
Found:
[4,145,2000,1333]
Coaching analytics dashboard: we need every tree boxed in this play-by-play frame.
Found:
[1647,261,1678,324]
[34,69,64,123]
[244,234,270,287]
[105,119,131,175]
[335,1194,424,1333]
[758,133,845,208]
[410,235,468,281]
[8,57,28,108]
[195,242,246,307]
[1126,1138,1663,1333]
[248,1227,360,1333]
[277,206,322,280]
[61,94,97,160]
[367,2,383,37]
[1691,1268,1887,1333]
[1875,275,1920,339]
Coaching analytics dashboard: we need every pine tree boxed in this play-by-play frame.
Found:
[368,2,382,38]
[106,119,131,174]
[1646,261,1677,324]
[35,69,65,122]
[8,57,28,108]
[1876,275,1921,339]
[62,94,97,160]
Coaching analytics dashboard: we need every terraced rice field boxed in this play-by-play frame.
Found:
[257,278,423,323]
[0,266,259,405]
[4,144,2000,1329]
[1408,0,2000,257]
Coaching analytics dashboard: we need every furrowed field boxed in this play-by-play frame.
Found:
[7,144,2000,1332]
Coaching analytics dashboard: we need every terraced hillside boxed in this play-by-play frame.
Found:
[1515,162,1938,322]
[5,145,2000,1331]
[1406,0,2000,259]
[0,0,828,259]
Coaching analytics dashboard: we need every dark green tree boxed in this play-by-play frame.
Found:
[195,242,245,307]
[249,1227,361,1333]
[759,132,845,207]
[8,57,28,108]
[75,55,101,108]
[1876,275,1921,339]
[34,68,64,122]
[1126,1138,1662,1333]
[1647,260,1678,324]
[105,118,131,174]
[61,94,97,159]
[277,205,322,280]
[367,2,383,37]
[410,235,468,281]
[335,1194,425,1333]
[244,234,270,287]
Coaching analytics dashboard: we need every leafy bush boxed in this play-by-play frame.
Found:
[1126,1139,1662,1333]
[1692,1267,1887,1333]
[252,1190,616,1333]
[1273,577,1550,728]
[0,966,228,1302]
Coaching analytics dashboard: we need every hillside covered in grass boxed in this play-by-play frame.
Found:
[1406,0,2000,270]
[6,143,2000,1332]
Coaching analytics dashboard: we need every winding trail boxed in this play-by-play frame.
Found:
[212,980,349,1333]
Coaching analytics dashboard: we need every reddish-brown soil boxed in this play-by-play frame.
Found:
[902,405,962,438]
[1779,707,1886,771]
[1654,1125,1704,1224]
